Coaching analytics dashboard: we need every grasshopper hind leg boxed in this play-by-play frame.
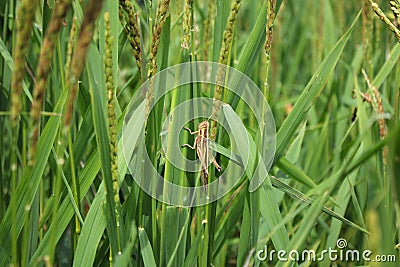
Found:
[201,171,209,195]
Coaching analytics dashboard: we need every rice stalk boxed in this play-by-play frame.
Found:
[65,16,78,83]
[181,0,193,50]
[202,0,215,61]
[29,0,73,165]
[49,0,104,264]
[64,0,104,130]
[201,0,215,94]
[148,0,171,78]
[58,5,105,253]
[361,69,388,165]
[10,1,38,264]
[390,0,400,27]
[362,0,373,76]
[1,1,399,265]
[119,0,144,80]
[369,0,400,43]
[63,15,82,249]
[210,0,242,141]
[264,0,276,97]
[10,0,37,127]
[145,0,170,117]
[104,11,122,259]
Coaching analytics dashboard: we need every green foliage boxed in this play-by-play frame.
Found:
[0,0,399,266]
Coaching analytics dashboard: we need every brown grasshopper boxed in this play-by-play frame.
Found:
[181,120,221,193]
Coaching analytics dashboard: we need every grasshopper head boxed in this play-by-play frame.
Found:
[198,120,209,130]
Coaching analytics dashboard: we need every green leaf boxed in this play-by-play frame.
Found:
[372,43,400,88]
[0,88,68,266]
[0,37,13,70]
[88,49,119,254]
[275,11,361,158]
[270,177,368,234]
[212,0,231,62]
[72,101,145,266]
[0,36,33,101]
[276,157,317,188]
[139,228,157,267]
[277,192,329,267]
[286,121,306,163]
[166,208,190,267]
[73,190,107,267]
[223,104,290,251]
[30,151,101,265]
[114,223,138,267]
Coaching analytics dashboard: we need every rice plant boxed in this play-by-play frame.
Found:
[0,0,399,266]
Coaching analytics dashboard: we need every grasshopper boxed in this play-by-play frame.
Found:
[181,120,221,193]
